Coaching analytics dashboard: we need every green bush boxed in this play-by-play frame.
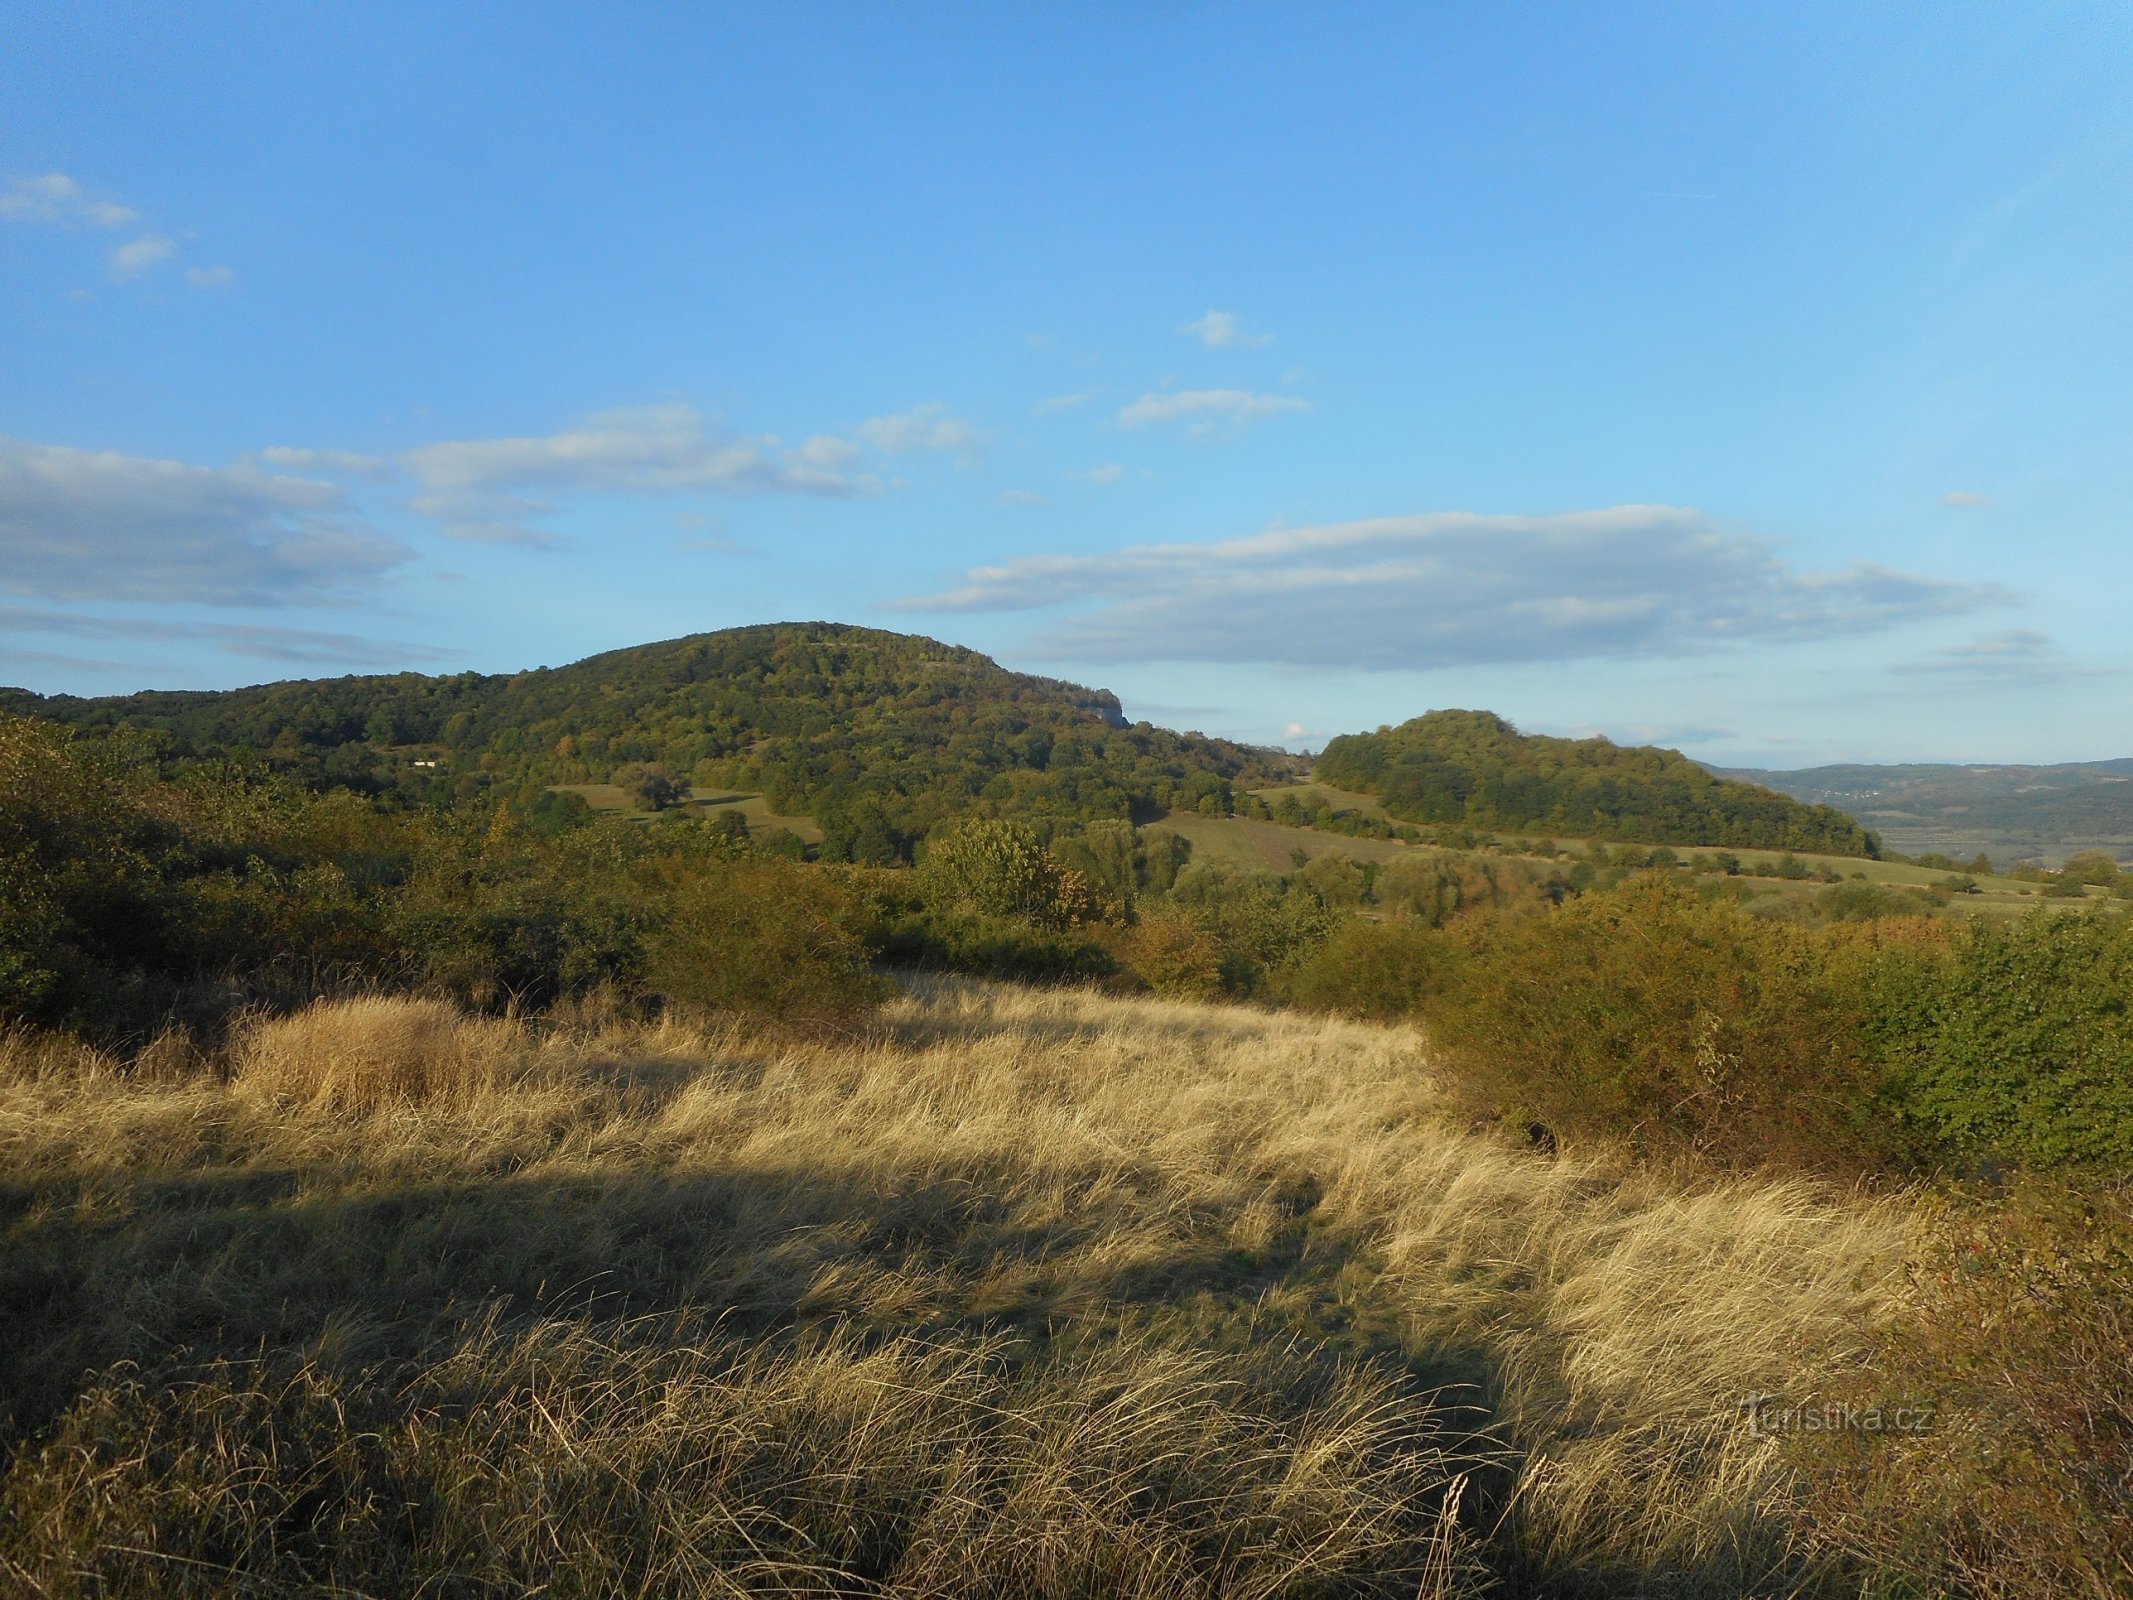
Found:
[1878,911,2133,1171]
[876,910,1116,984]
[1423,878,1896,1173]
[918,819,1098,929]
[1281,921,1449,1021]
[649,861,890,1034]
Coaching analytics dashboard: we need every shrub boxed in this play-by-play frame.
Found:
[878,910,1117,984]
[1816,880,1938,922]
[1424,878,1896,1173]
[918,819,1099,930]
[1121,910,1225,998]
[649,861,890,1034]
[1282,921,1450,1021]
[1878,911,2133,1171]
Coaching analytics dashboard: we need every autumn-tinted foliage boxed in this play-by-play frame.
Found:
[4,623,1295,851]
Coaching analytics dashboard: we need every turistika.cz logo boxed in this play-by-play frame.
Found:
[1736,1392,1936,1436]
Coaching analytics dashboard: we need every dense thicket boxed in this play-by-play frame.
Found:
[1317,709,1876,854]
[1,624,1293,858]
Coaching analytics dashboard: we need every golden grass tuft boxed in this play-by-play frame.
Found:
[230,994,523,1112]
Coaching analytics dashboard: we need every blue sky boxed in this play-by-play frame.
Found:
[3,3,2129,766]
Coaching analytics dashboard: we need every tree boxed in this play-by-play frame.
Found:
[612,762,683,811]
[919,819,1094,929]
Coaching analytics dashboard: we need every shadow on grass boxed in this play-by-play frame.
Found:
[0,1153,1829,1597]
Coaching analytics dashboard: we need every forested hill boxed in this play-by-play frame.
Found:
[1316,710,1878,855]
[2,624,1297,860]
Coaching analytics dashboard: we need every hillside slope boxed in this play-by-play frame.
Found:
[2,623,1296,858]
[1318,710,1877,854]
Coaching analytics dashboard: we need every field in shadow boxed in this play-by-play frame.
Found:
[0,981,1912,1597]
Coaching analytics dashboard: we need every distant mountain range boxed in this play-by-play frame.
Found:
[1713,759,2133,865]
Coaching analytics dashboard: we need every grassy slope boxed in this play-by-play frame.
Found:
[0,982,1909,1597]
[1195,789,2084,916]
[552,782,826,843]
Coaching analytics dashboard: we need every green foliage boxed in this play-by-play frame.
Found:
[1282,921,1449,1020]
[917,818,1099,930]
[1167,862,1342,996]
[648,861,890,1033]
[9,624,1295,838]
[878,911,1117,984]
[1815,880,1942,921]
[1423,878,1901,1174]
[610,762,683,811]
[1121,911,1226,999]
[1317,709,1876,854]
[1877,912,2133,1171]
[2060,850,2121,886]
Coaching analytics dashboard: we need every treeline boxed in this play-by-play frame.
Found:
[2,624,1294,859]
[1316,709,1877,854]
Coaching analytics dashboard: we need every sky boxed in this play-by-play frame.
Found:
[2,2,2129,768]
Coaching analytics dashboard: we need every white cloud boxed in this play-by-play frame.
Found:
[186,264,236,289]
[4,173,195,286]
[400,403,880,543]
[1181,309,1272,349]
[896,506,2014,671]
[1036,389,1098,413]
[1940,490,1991,508]
[1117,388,1310,434]
[854,404,985,464]
[786,434,864,470]
[998,488,1046,507]
[0,437,410,605]
[254,447,391,477]
[0,172,137,228]
[1071,463,1128,486]
[1282,721,1310,740]
[107,234,176,281]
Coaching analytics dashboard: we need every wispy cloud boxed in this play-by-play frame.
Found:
[997,488,1046,507]
[107,233,176,281]
[1069,463,1129,486]
[3,172,223,288]
[1940,490,1991,508]
[0,606,458,668]
[1181,309,1272,349]
[854,404,985,464]
[1890,628,2104,683]
[254,447,392,478]
[1117,388,1309,435]
[897,506,2014,671]
[1036,389,1098,413]
[0,172,137,228]
[0,437,409,605]
[400,403,883,544]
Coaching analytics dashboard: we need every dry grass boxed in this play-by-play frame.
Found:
[0,979,1923,1595]
[231,994,526,1112]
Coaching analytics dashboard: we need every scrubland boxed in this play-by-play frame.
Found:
[9,977,2100,1599]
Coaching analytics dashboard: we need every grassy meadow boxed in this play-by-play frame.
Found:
[3,978,2123,1597]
